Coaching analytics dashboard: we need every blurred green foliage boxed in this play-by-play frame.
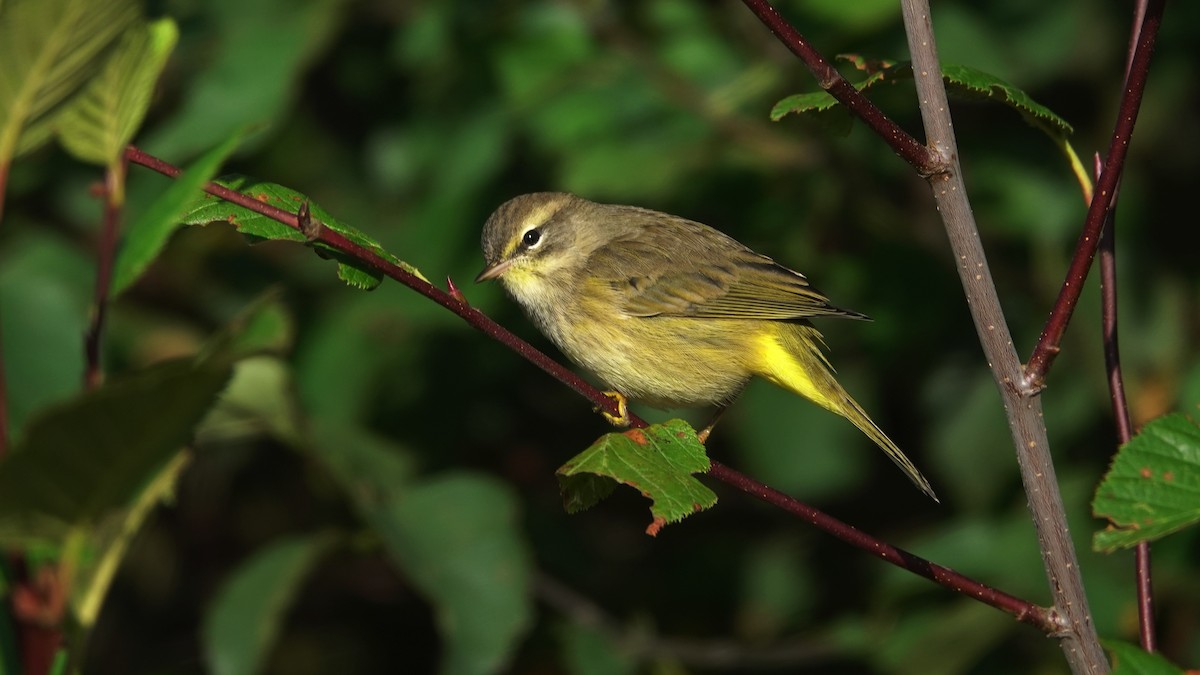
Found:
[1,0,1198,673]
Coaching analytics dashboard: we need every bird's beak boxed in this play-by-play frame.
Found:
[474,259,512,283]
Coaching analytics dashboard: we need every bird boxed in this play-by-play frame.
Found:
[475,192,936,501]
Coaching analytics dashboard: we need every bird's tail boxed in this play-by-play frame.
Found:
[753,326,938,502]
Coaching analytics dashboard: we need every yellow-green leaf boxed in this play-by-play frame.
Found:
[58,18,179,166]
[0,0,138,161]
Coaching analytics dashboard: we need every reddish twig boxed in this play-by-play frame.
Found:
[123,144,1055,633]
[708,461,1058,631]
[1100,212,1154,651]
[1022,0,1166,391]
[1116,0,1156,652]
[123,146,625,421]
[738,0,944,176]
[1093,152,1156,658]
[83,160,128,390]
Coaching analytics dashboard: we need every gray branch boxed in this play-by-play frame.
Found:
[897,1,1108,672]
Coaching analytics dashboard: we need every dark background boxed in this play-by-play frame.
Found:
[3,0,1198,672]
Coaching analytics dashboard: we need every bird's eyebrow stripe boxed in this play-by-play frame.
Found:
[501,196,572,258]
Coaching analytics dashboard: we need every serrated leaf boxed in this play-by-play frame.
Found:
[179,175,427,290]
[0,0,139,161]
[204,533,338,675]
[0,355,232,547]
[1092,414,1200,552]
[556,419,717,534]
[58,18,178,166]
[110,131,247,296]
[1105,640,1187,675]
[769,55,896,123]
[939,63,1073,136]
[771,56,1072,137]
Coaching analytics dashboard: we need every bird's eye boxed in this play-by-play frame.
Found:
[522,228,542,247]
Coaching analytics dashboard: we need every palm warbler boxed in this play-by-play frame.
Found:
[476,192,936,500]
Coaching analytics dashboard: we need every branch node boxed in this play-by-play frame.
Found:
[1045,607,1074,638]
[918,141,954,178]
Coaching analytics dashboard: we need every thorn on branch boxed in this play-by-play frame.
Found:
[446,276,467,304]
[297,201,322,241]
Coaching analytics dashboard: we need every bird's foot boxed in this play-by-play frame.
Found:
[597,391,630,427]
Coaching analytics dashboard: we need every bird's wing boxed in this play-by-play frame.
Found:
[586,236,867,321]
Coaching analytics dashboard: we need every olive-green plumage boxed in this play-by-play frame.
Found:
[476,192,936,501]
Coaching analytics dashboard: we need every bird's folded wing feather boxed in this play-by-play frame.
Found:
[586,238,867,320]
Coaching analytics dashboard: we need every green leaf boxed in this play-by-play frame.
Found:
[556,419,717,534]
[771,56,1073,137]
[68,451,191,627]
[141,0,344,160]
[110,131,246,296]
[58,18,179,166]
[204,533,338,675]
[375,476,532,675]
[178,175,427,290]
[0,235,91,441]
[1105,640,1186,675]
[940,63,1073,135]
[1093,413,1200,552]
[319,436,530,675]
[0,354,233,547]
[770,58,895,119]
[0,0,139,161]
[769,55,896,126]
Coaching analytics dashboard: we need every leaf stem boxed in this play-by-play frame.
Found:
[84,159,127,390]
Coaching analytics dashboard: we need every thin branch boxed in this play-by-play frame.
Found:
[894,0,1108,671]
[1096,161,1155,652]
[1022,0,1166,389]
[738,0,943,175]
[124,144,1055,634]
[708,461,1058,632]
[124,146,624,420]
[84,159,127,390]
[1116,0,1156,652]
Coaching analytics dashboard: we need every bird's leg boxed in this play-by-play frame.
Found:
[696,405,730,444]
[697,386,746,444]
[597,390,630,427]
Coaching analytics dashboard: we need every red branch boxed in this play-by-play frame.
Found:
[124,144,1056,633]
[738,0,943,175]
[1022,0,1166,389]
[84,160,127,390]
